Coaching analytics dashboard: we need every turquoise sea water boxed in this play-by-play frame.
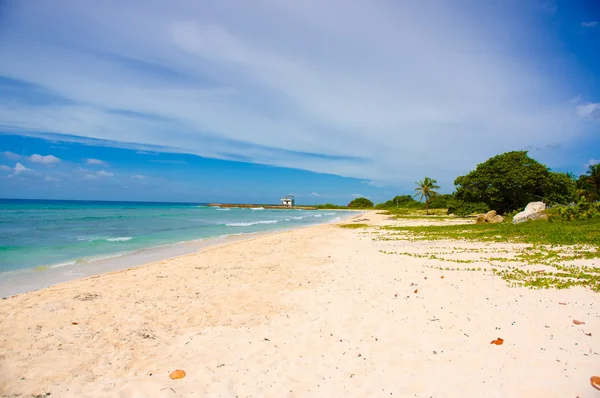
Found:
[0,199,347,275]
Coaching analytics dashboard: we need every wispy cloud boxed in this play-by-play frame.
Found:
[2,151,21,160]
[586,159,600,168]
[0,164,12,172]
[576,103,600,120]
[581,21,599,28]
[351,193,366,198]
[96,170,114,177]
[310,192,322,197]
[29,154,61,164]
[130,174,147,180]
[85,158,109,167]
[0,1,593,188]
[44,176,60,182]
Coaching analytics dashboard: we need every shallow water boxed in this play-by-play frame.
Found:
[0,199,351,295]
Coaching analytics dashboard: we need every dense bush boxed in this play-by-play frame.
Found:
[429,193,453,209]
[375,195,423,209]
[315,203,349,209]
[348,197,374,208]
[551,199,600,221]
[454,151,574,214]
[447,199,489,217]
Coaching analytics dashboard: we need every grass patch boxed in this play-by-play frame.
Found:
[339,223,369,229]
[380,218,600,246]
[376,218,600,291]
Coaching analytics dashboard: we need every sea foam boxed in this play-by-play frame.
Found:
[225,220,278,227]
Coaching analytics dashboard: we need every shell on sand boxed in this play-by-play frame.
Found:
[169,370,186,380]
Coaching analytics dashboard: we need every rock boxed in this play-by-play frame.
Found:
[476,210,504,224]
[512,202,547,224]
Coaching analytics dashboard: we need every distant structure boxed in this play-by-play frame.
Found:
[280,195,295,207]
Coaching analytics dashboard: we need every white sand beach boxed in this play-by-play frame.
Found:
[1,211,598,397]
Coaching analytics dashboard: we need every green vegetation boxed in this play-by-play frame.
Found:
[413,177,440,215]
[454,151,575,214]
[374,195,424,209]
[374,218,600,291]
[348,197,374,208]
[314,153,599,220]
[339,223,369,229]
[315,203,352,210]
[380,217,600,245]
[551,198,600,221]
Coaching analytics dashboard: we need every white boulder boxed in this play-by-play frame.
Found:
[512,201,547,224]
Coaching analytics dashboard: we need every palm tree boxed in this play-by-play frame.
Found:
[414,177,440,215]
[575,177,595,202]
[586,163,600,199]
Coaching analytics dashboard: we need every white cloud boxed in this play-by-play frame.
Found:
[96,170,114,177]
[586,159,600,168]
[2,151,21,160]
[29,154,61,164]
[0,1,594,188]
[310,192,322,197]
[85,158,108,166]
[83,174,97,180]
[577,103,600,120]
[0,164,12,172]
[13,162,34,175]
[130,174,147,180]
[581,21,599,27]
[351,193,366,198]
[44,176,60,182]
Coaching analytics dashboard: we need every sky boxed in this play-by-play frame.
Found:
[0,0,599,204]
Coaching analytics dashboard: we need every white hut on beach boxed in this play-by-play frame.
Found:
[280,196,295,207]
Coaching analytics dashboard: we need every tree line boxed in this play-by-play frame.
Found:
[327,151,599,216]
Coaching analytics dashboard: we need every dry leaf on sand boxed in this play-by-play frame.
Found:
[573,320,585,325]
[169,370,186,380]
[490,338,504,345]
[414,289,418,294]
[591,376,600,391]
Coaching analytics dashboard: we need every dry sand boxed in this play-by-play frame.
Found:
[1,211,599,397]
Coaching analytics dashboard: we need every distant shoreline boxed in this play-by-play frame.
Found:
[208,203,318,210]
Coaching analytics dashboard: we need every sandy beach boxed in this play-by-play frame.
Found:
[1,211,599,397]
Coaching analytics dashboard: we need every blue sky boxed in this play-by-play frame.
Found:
[0,0,599,204]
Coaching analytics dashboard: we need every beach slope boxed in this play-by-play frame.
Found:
[1,212,598,397]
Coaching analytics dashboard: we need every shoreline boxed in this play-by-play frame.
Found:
[1,210,597,397]
[0,211,363,298]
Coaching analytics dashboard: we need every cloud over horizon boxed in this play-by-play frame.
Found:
[0,0,598,190]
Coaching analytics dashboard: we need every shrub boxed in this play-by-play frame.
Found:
[552,199,600,221]
[447,199,489,217]
[348,197,374,208]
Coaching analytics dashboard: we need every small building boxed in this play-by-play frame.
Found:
[280,195,295,207]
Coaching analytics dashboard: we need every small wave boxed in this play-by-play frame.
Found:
[225,220,278,227]
[324,212,335,215]
[106,237,132,242]
[291,216,305,220]
[48,261,77,269]
[251,207,265,210]
[216,208,230,211]
[314,214,322,218]
[77,236,101,242]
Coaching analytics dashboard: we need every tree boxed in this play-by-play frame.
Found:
[348,197,374,208]
[576,175,596,202]
[413,177,440,215]
[585,163,600,200]
[454,151,572,214]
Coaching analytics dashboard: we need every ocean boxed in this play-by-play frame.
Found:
[0,199,351,295]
